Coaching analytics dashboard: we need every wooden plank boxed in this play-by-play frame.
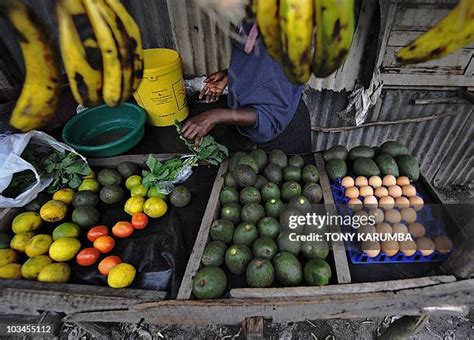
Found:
[176,160,228,300]
[314,153,351,284]
[229,275,455,299]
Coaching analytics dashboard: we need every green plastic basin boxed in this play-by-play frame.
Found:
[62,103,146,157]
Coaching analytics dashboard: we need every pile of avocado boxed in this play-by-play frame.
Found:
[192,149,333,300]
[323,141,420,182]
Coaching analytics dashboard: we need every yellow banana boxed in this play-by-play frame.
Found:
[57,0,103,107]
[82,0,122,107]
[312,0,355,78]
[0,0,60,132]
[279,0,314,84]
[397,0,474,64]
[104,0,144,92]
[253,0,281,63]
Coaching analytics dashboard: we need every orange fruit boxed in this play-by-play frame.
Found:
[87,225,109,242]
[131,213,149,230]
[76,247,101,266]
[98,255,122,276]
[112,221,134,238]
[93,236,115,254]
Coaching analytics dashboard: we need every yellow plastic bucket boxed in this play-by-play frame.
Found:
[134,48,189,126]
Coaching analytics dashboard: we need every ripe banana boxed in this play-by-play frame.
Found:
[312,0,355,78]
[397,0,474,64]
[253,0,281,63]
[57,0,103,107]
[279,0,314,84]
[0,0,60,132]
[104,0,144,92]
[82,0,122,107]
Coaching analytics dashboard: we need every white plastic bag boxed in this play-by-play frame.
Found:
[0,131,87,208]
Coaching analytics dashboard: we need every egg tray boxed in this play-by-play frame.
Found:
[330,178,451,264]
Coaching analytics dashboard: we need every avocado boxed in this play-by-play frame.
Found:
[0,233,12,249]
[225,244,252,275]
[323,145,348,161]
[240,203,265,224]
[396,155,420,181]
[283,166,302,182]
[252,237,278,259]
[221,203,241,224]
[301,239,329,259]
[353,158,381,177]
[72,206,100,228]
[72,190,99,208]
[24,193,49,212]
[170,186,191,207]
[263,163,282,184]
[375,154,400,177]
[201,241,227,266]
[279,208,304,233]
[97,168,123,186]
[380,141,409,157]
[277,231,301,256]
[281,181,302,202]
[219,186,239,205]
[229,151,246,171]
[254,175,268,190]
[192,266,227,299]
[258,217,281,239]
[240,187,261,205]
[210,219,234,243]
[246,258,274,288]
[273,252,303,286]
[260,182,281,202]
[250,149,268,172]
[325,159,347,181]
[268,149,288,168]
[233,223,258,246]
[302,183,323,203]
[289,195,311,214]
[232,165,257,187]
[117,161,140,178]
[302,164,320,183]
[264,198,284,219]
[348,145,375,160]
[304,259,331,286]
[224,173,239,189]
[237,154,259,173]
[288,155,304,168]
[99,185,124,204]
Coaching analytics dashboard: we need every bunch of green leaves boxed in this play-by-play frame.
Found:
[141,155,190,189]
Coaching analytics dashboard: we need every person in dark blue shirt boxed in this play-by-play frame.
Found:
[181,24,311,154]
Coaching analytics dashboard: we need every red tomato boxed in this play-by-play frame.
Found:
[131,212,149,229]
[76,247,101,266]
[98,255,122,276]
[93,235,115,254]
[87,225,109,242]
[112,221,134,238]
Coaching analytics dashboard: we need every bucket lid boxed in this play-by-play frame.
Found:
[143,48,181,75]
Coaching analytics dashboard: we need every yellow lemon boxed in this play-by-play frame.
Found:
[0,263,22,279]
[124,196,145,215]
[143,197,167,218]
[37,263,71,283]
[40,200,68,223]
[125,175,142,191]
[83,170,96,179]
[21,255,52,280]
[10,232,35,252]
[78,179,100,192]
[25,234,53,257]
[49,237,81,262]
[131,184,148,197]
[0,248,19,266]
[12,211,42,233]
[52,188,75,205]
[52,222,81,240]
[107,263,136,288]
[147,186,167,199]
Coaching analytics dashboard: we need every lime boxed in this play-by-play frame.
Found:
[125,175,142,191]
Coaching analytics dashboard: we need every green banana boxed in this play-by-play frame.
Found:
[253,0,281,63]
[279,0,314,83]
[397,0,474,64]
[313,0,355,78]
[0,0,60,132]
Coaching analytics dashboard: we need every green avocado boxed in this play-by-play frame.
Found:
[117,161,140,178]
[252,237,278,260]
[240,187,261,205]
[97,168,122,186]
[220,203,241,224]
[273,251,303,286]
[250,149,268,172]
[99,185,124,204]
[254,175,268,190]
[304,259,332,286]
[302,183,323,203]
[237,154,259,173]
[170,186,191,208]
[264,198,284,219]
[263,163,283,184]
[201,241,227,266]
[277,231,301,256]
[279,208,304,233]
[289,195,311,214]
[349,145,375,160]
[257,216,281,239]
[233,223,258,246]
[396,154,420,181]
[219,186,240,205]
[71,206,100,228]
[325,159,347,181]
[323,145,348,161]
[72,190,99,208]
[302,164,320,183]
[268,149,288,168]
[301,239,329,260]
[229,151,246,172]
[260,182,281,202]
[232,165,257,187]
[192,266,227,299]
[288,155,305,168]
[283,166,302,182]
[224,173,239,189]
[353,158,381,177]
[210,219,235,244]
[380,141,409,157]
[375,154,399,177]
[225,244,252,275]
[240,203,265,224]
[281,181,302,202]
[246,258,274,288]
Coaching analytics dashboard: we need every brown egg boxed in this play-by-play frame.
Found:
[379,196,395,210]
[388,185,402,198]
[355,176,369,187]
[397,176,411,186]
[399,240,417,257]
[363,195,378,209]
[402,185,417,197]
[362,241,381,258]
[434,235,453,254]
[416,237,435,256]
[341,176,355,188]
[392,223,408,235]
[409,196,424,211]
[381,240,399,257]
[401,207,417,224]
[384,209,402,224]
[345,187,360,199]
[382,175,396,187]
[376,222,392,236]
[408,222,426,238]
[354,210,369,227]
[358,225,376,236]
[368,208,384,224]
[368,176,382,188]
[374,186,389,198]
[359,186,374,197]
[395,196,410,209]
[348,198,363,211]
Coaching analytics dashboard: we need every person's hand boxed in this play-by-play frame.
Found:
[199,70,228,103]
[181,110,220,147]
